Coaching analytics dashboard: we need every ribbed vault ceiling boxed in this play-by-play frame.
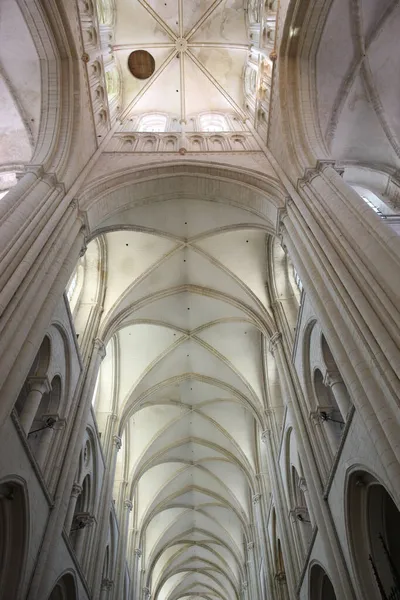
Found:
[91,195,277,600]
[113,0,249,122]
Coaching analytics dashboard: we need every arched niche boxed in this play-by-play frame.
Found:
[0,478,29,598]
[48,572,78,600]
[309,563,336,600]
[347,470,400,600]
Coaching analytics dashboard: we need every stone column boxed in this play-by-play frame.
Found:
[64,483,83,533]
[113,498,133,599]
[324,371,351,421]
[90,434,122,596]
[247,541,261,600]
[19,376,52,434]
[260,425,297,597]
[134,548,143,600]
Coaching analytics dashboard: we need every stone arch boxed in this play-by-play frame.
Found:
[0,477,29,598]
[346,468,400,600]
[309,562,336,600]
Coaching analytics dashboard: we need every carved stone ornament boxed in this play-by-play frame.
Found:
[135,548,143,558]
[247,541,254,551]
[252,493,261,504]
[101,578,114,591]
[82,53,90,63]
[143,587,151,598]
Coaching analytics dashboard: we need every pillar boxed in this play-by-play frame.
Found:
[324,372,351,421]
[19,376,52,434]
[64,483,83,534]
[114,498,133,599]
[261,426,298,597]
[90,434,122,596]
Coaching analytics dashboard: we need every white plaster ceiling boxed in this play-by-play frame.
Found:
[93,196,276,600]
[113,0,250,123]
[316,0,400,169]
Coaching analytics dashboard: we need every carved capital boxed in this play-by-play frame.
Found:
[124,499,133,511]
[252,493,261,504]
[298,477,307,493]
[72,512,95,529]
[247,541,254,551]
[135,548,142,558]
[268,332,282,354]
[71,482,83,498]
[101,578,113,591]
[261,429,270,443]
[323,370,343,388]
[94,338,106,359]
[27,376,52,395]
[113,435,122,451]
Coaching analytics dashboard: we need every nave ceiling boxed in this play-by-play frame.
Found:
[71,190,293,600]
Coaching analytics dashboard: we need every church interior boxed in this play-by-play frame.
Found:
[1,0,400,599]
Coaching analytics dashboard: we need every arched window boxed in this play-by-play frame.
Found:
[66,257,85,314]
[105,69,120,101]
[309,564,336,600]
[138,114,167,132]
[348,471,400,600]
[199,113,229,132]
